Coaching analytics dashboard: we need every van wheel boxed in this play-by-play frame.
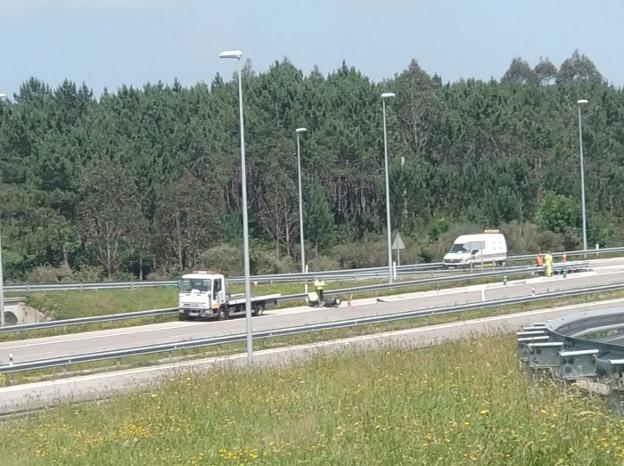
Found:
[252,302,265,316]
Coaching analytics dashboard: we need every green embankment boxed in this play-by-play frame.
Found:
[1,336,623,465]
[26,288,179,320]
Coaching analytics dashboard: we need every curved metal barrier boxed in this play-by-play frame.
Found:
[517,306,624,413]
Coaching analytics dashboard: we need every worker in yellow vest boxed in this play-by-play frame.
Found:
[543,252,553,277]
[314,278,326,302]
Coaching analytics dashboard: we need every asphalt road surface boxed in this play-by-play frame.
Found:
[1,258,624,366]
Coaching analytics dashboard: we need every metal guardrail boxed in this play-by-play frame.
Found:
[3,246,622,292]
[517,301,624,414]
[0,308,177,334]
[4,280,176,293]
[0,262,588,334]
[1,280,621,374]
[507,246,624,263]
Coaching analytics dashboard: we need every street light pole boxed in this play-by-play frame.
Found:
[0,92,6,327]
[0,217,4,327]
[295,128,307,276]
[219,50,253,364]
[577,99,588,251]
[381,92,396,283]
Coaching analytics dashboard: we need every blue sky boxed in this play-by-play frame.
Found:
[0,0,621,96]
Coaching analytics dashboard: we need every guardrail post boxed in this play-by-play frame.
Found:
[503,275,507,286]
[605,359,624,415]
[517,336,550,362]
[528,342,565,369]
[606,360,624,388]
[558,349,599,380]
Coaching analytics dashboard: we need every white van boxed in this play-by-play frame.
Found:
[443,232,507,268]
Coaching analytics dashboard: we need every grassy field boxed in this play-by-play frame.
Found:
[1,335,624,465]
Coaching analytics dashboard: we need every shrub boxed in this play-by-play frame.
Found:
[331,235,387,268]
[27,264,74,284]
[306,255,340,272]
[197,245,244,277]
[251,249,297,275]
[74,265,105,283]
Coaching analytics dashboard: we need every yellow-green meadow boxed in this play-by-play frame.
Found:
[1,335,623,465]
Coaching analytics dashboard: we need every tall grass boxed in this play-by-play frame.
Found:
[1,336,623,465]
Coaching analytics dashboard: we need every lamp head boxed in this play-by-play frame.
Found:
[295,127,307,133]
[577,99,588,105]
[219,50,243,60]
[381,92,396,99]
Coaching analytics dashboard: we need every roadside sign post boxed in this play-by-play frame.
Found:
[392,232,406,268]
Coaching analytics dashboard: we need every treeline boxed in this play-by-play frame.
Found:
[1,50,623,282]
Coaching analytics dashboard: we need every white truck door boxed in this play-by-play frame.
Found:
[214,278,226,305]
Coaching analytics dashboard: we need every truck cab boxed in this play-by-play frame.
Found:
[178,271,227,319]
[178,271,281,321]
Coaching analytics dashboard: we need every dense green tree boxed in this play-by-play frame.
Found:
[305,182,334,253]
[78,158,145,278]
[556,50,604,84]
[1,50,623,279]
[534,58,557,85]
[501,58,538,85]
[153,172,222,271]
[535,192,580,234]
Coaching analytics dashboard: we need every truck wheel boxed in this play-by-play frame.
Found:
[252,302,265,316]
[218,308,229,320]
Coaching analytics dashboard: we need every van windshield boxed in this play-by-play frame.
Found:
[449,241,485,254]
[180,279,212,293]
[450,243,467,253]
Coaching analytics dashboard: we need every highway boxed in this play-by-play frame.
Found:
[1,258,624,366]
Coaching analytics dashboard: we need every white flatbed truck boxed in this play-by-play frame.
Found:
[178,271,280,320]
